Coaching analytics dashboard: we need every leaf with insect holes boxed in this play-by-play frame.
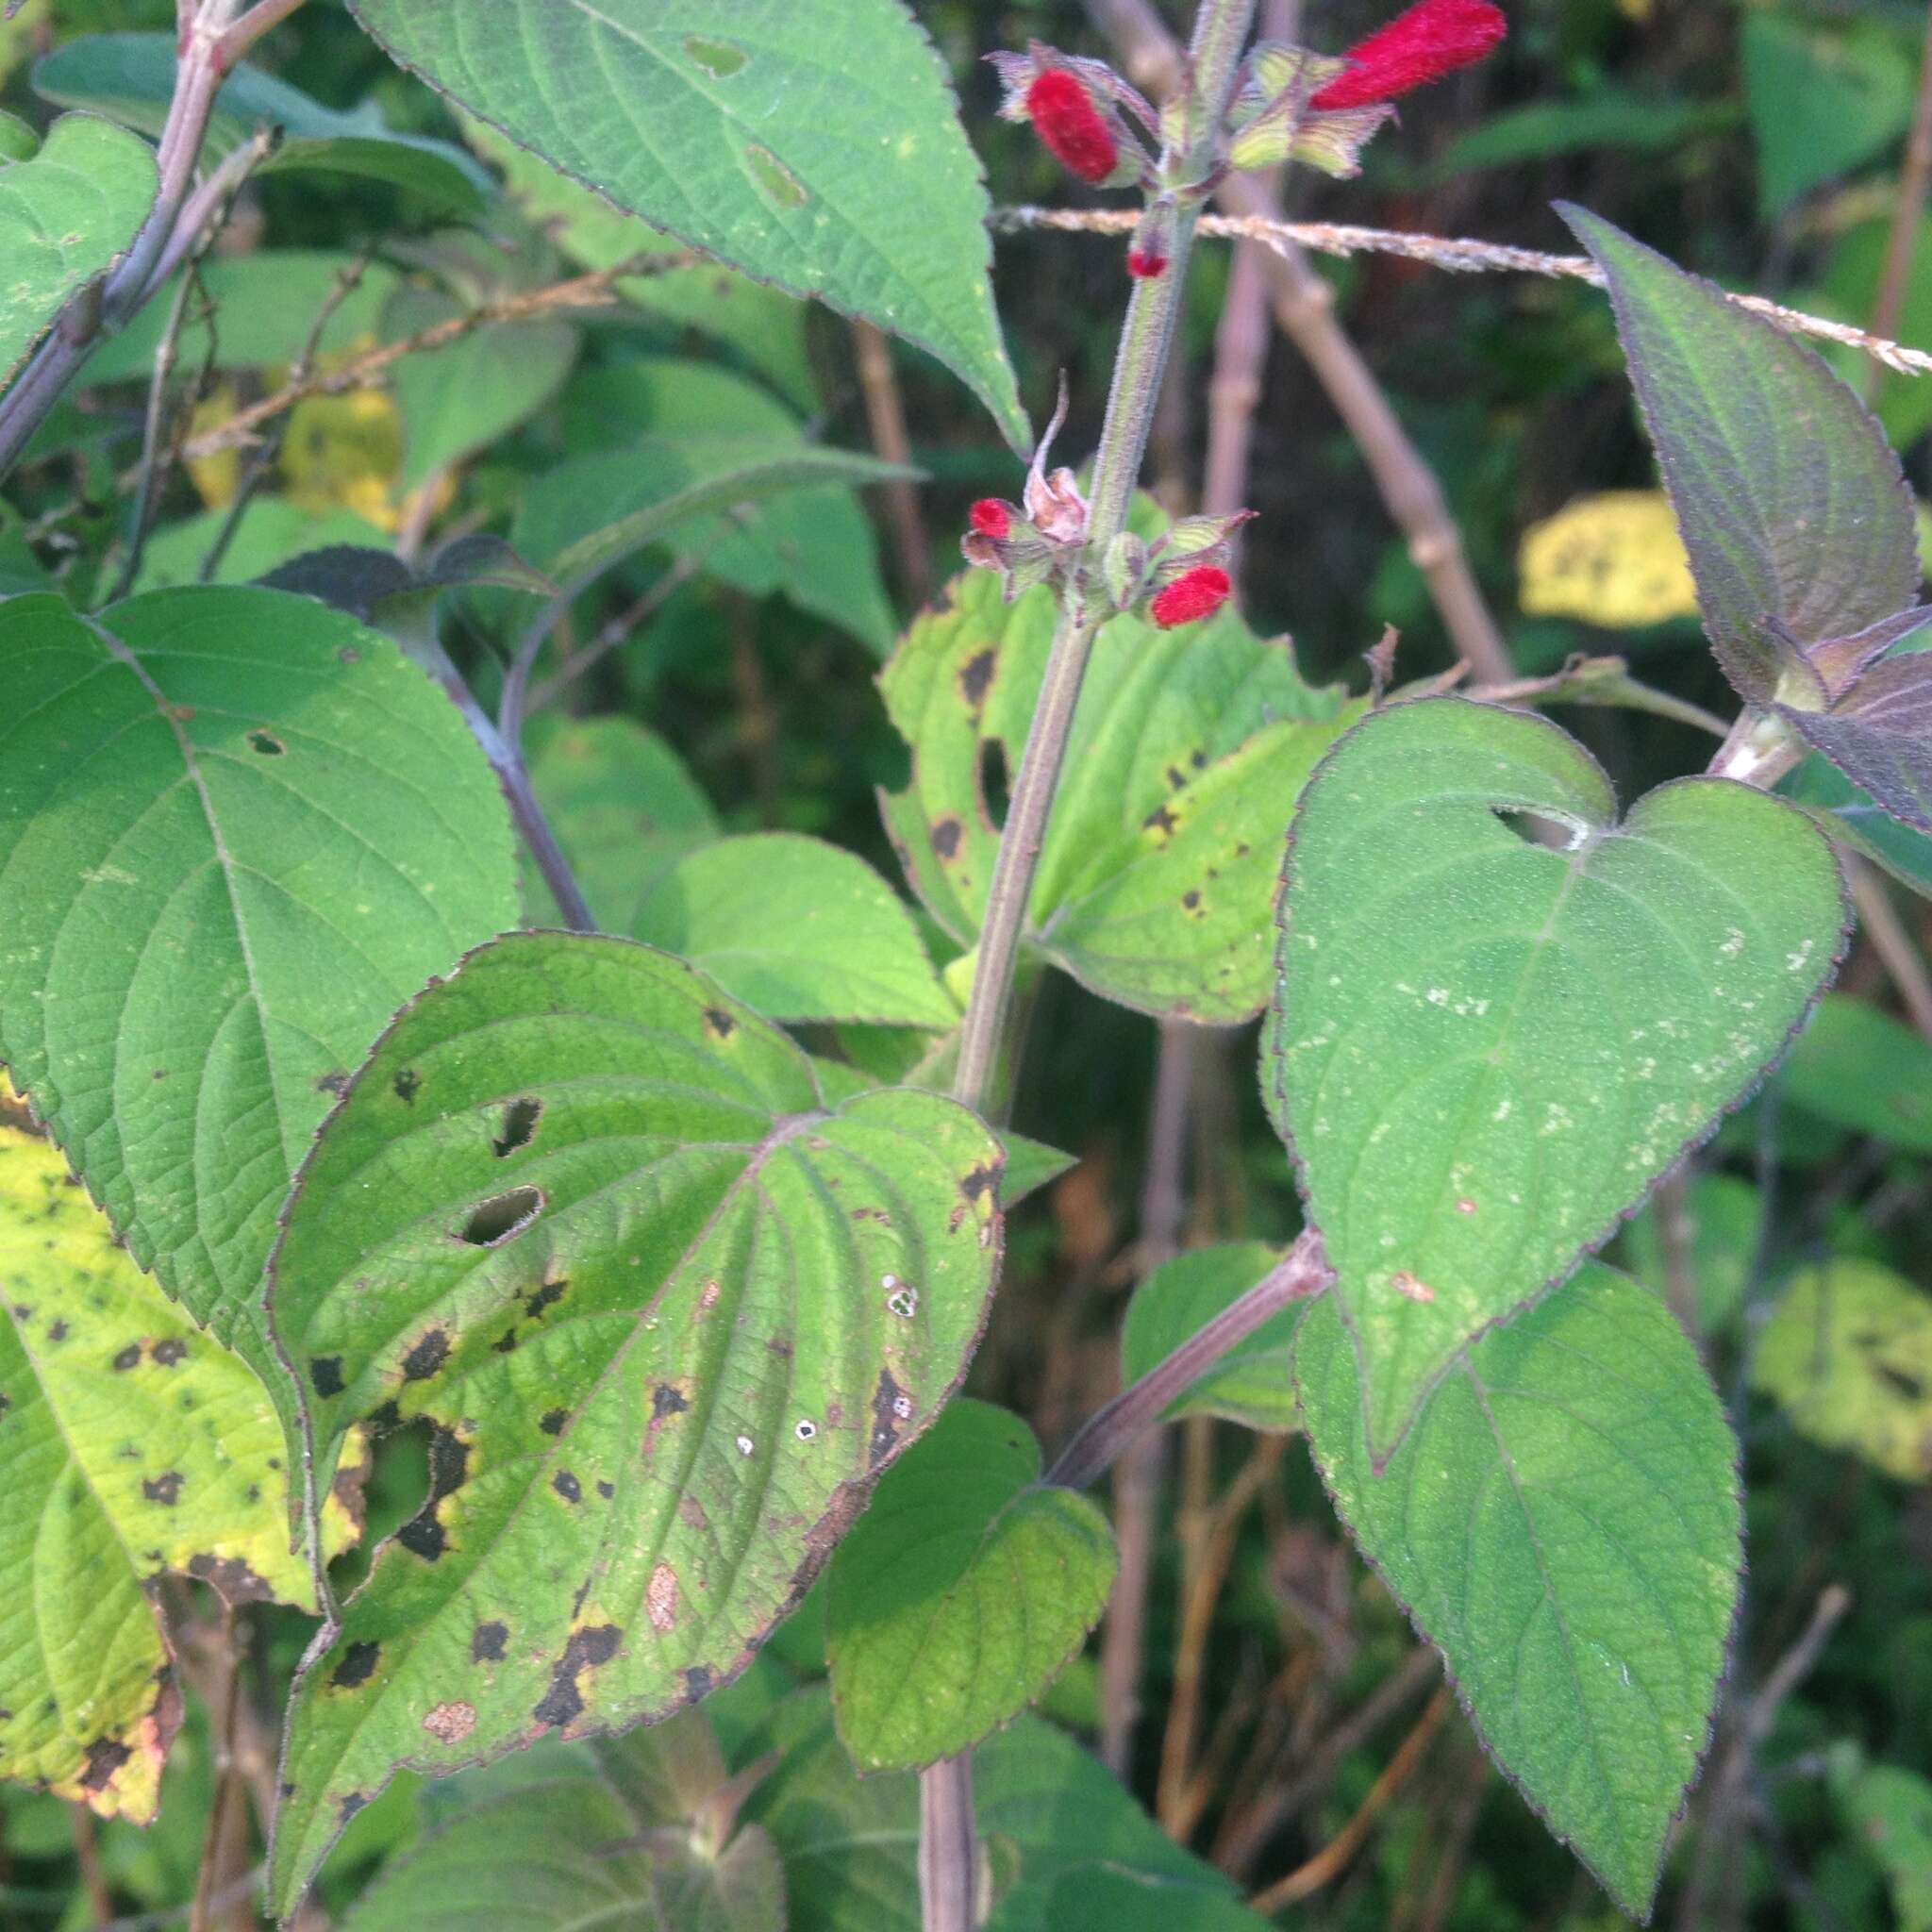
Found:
[1753,1258,1932,1481]
[1266,698,1844,1462]
[342,0,1027,451]
[0,590,518,1367]
[264,931,1002,1917]
[741,1688,1259,1932]
[1296,1262,1740,1919]
[1562,206,1919,704]
[0,1103,359,1824]
[1121,1242,1306,1431]
[826,1399,1116,1772]
[33,33,491,216]
[0,113,157,391]
[881,564,1354,1024]
[341,1713,785,1932]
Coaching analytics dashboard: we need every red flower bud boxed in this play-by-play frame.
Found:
[970,499,1012,541]
[1310,0,1507,111]
[1149,565,1232,629]
[1026,68,1120,184]
[1126,248,1168,279]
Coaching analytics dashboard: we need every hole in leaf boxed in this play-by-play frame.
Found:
[248,731,285,756]
[491,1097,541,1158]
[978,738,1011,831]
[455,1186,544,1248]
[685,34,745,76]
[1491,808,1586,852]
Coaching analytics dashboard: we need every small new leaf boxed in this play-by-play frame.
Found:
[826,1399,1116,1772]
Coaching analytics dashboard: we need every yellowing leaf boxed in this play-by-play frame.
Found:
[185,383,243,508]
[279,389,408,530]
[1518,490,1699,627]
[1754,1259,1932,1481]
[0,1092,345,1821]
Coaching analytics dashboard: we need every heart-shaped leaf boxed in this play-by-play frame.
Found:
[0,589,519,1360]
[1562,206,1918,703]
[1266,697,1844,1459]
[266,931,1001,1916]
[343,0,1026,449]
[0,112,157,391]
[882,564,1354,1024]
[1296,1263,1741,1919]
[0,1101,353,1823]
[826,1399,1116,1772]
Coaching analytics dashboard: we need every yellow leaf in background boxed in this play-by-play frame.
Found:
[1517,490,1699,627]
[1753,1259,1932,1482]
[185,384,242,509]
[0,1085,359,1819]
[1916,500,1932,582]
[280,388,408,531]
[0,1,46,89]
[1616,0,1654,21]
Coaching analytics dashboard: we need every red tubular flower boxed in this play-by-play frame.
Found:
[1025,68,1120,184]
[1310,0,1507,110]
[1150,565,1232,629]
[1126,248,1168,279]
[969,499,1012,540]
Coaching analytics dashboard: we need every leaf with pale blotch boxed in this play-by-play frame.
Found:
[1516,491,1699,628]
[342,1712,784,1931]
[0,589,520,1365]
[1297,1263,1740,1918]
[1563,206,1918,702]
[1753,1259,1932,1481]
[0,113,157,391]
[630,834,954,1028]
[882,564,1352,1024]
[1780,652,1932,838]
[741,1688,1253,1932]
[1267,698,1844,1460]
[343,0,1026,449]
[0,1107,356,1823]
[1120,1242,1303,1430]
[265,931,1001,1917]
[826,1400,1115,1771]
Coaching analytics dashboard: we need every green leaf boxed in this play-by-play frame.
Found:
[341,1715,784,1932]
[509,437,908,608]
[826,1399,1116,1772]
[525,713,720,928]
[1833,1755,1932,1932]
[1121,1241,1303,1429]
[630,834,954,1027]
[34,34,491,216]
[1752,1258,1932,1481]
[1266,698,1843,1460]
[991,1868,1273,1932]
[1741,13,1915,221]
[881,564,1353,1024]
[132,499,394,594]
[0,1107,346,1824]
[468,119,815,410]
[741,1688,1253,1931]
[1783,752,1932,903]
[343,0,1026,449]
[382,284,576,491]
[0,108,39,162]
[558,360,895,655]
[1561,206,1918,704]
[1296,1262,1741,1918]
[1780,652,1932,838]
[265,931,1002,1916]
[260,535,555,623]
[1779,993,1932,1153]
[0,588,520,1359]
[77,252,404,388]
[0,113,158,391]
[1620,1173,1759,1333]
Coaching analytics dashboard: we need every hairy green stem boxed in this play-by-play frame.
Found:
[925,5,1258,1926]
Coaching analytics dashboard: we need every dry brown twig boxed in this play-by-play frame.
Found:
[997,206,1932,378]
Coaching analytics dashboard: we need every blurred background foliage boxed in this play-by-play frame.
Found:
[5,1,1932,1928]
